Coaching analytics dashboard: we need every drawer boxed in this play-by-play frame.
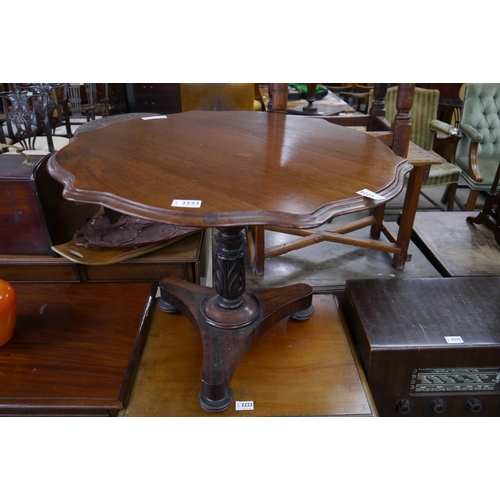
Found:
[0,254,81,282]
[134,95,181,114]
[83,231,206,284]
[84,261,194,283]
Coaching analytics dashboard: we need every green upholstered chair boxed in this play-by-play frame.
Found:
[454,83,500,211]
[371,86,462,210]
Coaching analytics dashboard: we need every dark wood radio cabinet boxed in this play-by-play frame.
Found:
[343,277,500,417]
[132,83,181,114]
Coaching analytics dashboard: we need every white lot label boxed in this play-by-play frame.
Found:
[357,189,385,201]
[171,199,202,208]
[141,115,167,120]
[445,336,464,344]
[235,401,254,411]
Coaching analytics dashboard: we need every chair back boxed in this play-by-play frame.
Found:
[180,84,255,111]
[370,86,439,151]
[15,83,68,135]
[1,90,40,151]
[456,83,500,162]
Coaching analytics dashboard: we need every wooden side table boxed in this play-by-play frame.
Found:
[47,110,412,412]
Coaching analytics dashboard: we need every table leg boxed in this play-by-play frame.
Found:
[159,226,314,412]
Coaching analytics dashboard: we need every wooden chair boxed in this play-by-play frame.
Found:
[82,83,112,121]
[14,83,77,139]
[1,88,70,154]
[48,84,80,138]
[246,83,428,275]
[370,86,462,211]
[339,84,374,113]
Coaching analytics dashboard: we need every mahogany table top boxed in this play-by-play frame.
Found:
[48,111,411,229]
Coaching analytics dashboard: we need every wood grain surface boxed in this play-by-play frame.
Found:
[0,282,155,415]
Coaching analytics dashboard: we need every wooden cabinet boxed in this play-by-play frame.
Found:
[132,83,181,114]
[0,154,99,256]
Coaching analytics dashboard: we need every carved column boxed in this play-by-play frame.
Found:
[213,227,246,310]
[201,226,260,329]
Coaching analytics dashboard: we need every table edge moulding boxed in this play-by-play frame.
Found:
[47,110,413,412]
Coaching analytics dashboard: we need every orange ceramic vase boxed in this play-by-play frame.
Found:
[0,279,17,347]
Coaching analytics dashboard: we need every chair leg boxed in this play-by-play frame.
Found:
[441,184,450,204]
[246,225,265,275]
[444,183,458,211]
[465,189,479,211]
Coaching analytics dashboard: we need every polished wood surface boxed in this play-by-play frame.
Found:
[0,283,155,416]
[122,294,377,417]
[48,111,411,228]
[1,154,52,255]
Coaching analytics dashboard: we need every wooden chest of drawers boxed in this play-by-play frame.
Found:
[132,83,181,114]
